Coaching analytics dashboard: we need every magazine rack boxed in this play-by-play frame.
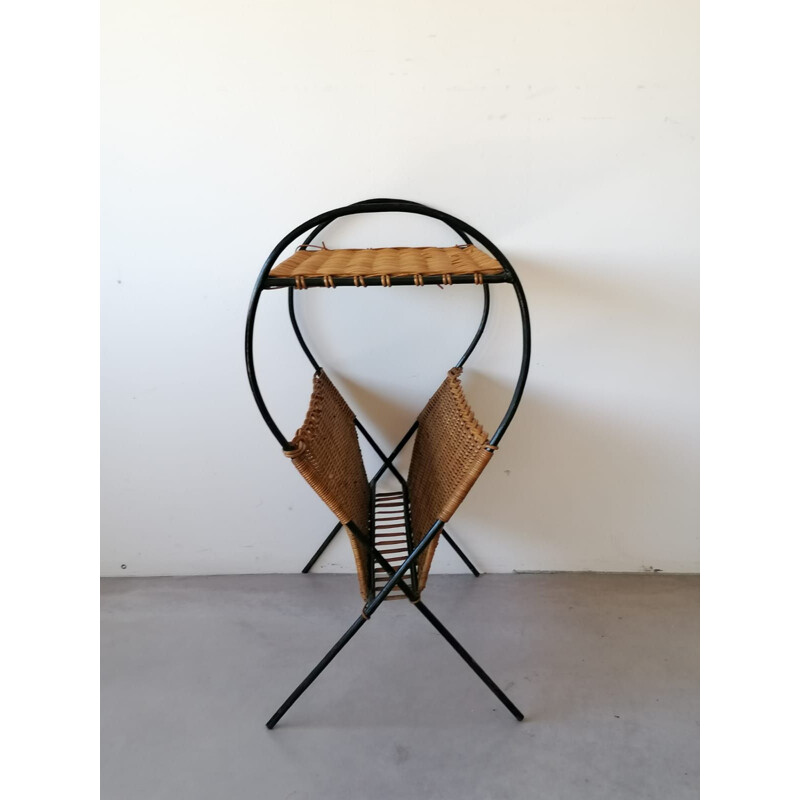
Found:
[245,199,531,728]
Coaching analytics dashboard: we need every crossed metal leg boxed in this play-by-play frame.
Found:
[268,518,523,729]
[274,385,513,729]
[302,520,479,576]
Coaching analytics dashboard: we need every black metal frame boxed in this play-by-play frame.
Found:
[245,198,531,728]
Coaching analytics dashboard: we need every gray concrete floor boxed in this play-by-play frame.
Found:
[101,573,698,800]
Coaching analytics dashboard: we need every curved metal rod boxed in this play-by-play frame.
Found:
[245,200,530,450]
[301,198,472,248]
[290,277,492,374]
[456,281,491,369]
[288,198,488,376]
[287,287,321,373]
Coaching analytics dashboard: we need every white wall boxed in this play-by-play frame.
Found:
[101,0,698,576]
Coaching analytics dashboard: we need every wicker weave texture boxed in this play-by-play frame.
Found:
[287,370,371,599]
[271,245,503,280]
[407,368,495,591]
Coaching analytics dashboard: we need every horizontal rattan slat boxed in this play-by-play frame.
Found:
[269,244,504,287]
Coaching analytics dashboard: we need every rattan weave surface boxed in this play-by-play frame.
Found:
[407,368,495,591]
[287,370,371,599]
[271,245,503,279]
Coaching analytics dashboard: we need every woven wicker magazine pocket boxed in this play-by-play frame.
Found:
[285,370,371,599]
[407,368,495,591]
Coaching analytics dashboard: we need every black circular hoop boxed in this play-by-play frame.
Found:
[245,199,531,450]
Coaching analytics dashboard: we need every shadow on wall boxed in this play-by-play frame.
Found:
[458,387,697,569]
[452,256,698,570]
[333,371,419,443]
[278,255,697,572]
[331,371,421,477]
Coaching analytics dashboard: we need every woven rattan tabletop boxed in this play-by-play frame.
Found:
[269,245,504,287]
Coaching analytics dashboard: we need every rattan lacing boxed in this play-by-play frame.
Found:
[286,370,371,599]
[271,245,503,283]
[407,368,495,591]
